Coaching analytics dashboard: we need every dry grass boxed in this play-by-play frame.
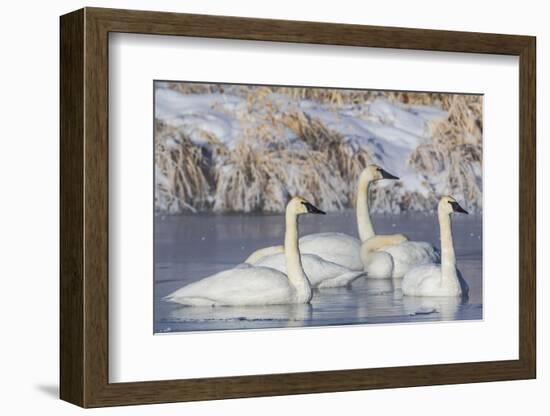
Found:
[282,111,372,181]
[212,137,348,213]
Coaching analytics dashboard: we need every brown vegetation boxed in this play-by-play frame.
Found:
[155,83,482,214]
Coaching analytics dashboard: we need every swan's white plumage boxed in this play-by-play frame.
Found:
[255,252,365,287]
[164,266,297,306]
[362,250,394,279]
[401,264,467,297]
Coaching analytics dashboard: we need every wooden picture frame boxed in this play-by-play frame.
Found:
[60,7,536,408]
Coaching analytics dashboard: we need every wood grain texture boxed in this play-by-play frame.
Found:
[88,7,532,54]
[59,7,537,408]
[518,37,536,376]
[59,8,84,406]
[83,10,110,406]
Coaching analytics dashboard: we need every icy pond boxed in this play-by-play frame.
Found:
[154,211,482,333]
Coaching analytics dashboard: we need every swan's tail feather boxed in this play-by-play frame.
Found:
[317,271,366,289]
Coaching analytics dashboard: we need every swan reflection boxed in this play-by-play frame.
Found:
[400,292,469,321]
[167,303,313,327]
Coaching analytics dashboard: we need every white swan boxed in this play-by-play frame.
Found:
[401,196,469,297]
[360,234,409,278]
[164,197,325,306]
[254,253,365,288]
[244,164,400,270]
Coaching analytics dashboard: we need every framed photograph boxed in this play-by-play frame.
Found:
[60,7,536,408]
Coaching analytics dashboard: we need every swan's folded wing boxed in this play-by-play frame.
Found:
[383,241,439,263]
[299,232,361,248]
[164,267,292,306]
[301,255,356,286]
[256,253,357,287]
[383,241,440,277]
[401,264,441,296]
[299,232,363,271]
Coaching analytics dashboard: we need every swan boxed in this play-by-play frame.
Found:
[254,252,365,288]
[401,196,469,297]
[164,197,326,306]
[244,164,400,270]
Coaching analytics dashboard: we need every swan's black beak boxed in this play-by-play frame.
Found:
[450,201,468,214]
[303,202,326,215]
[379,168,399,180]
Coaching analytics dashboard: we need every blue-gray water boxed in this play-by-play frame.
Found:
[154,211,482,333]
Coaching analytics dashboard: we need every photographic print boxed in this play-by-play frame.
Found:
[154,81,483,333]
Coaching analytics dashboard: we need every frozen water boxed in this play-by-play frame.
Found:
[154,212,482,333]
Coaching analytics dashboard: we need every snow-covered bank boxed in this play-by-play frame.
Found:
[154,82,482,214]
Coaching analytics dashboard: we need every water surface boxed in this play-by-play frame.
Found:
[154,211,482,333]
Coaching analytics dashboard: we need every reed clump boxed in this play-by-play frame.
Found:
[154,121,214,213]
[407,94,482,211]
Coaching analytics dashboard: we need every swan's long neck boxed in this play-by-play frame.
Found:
[438,208,458,284]
[285,210,312,303]
[357,175,375,241]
